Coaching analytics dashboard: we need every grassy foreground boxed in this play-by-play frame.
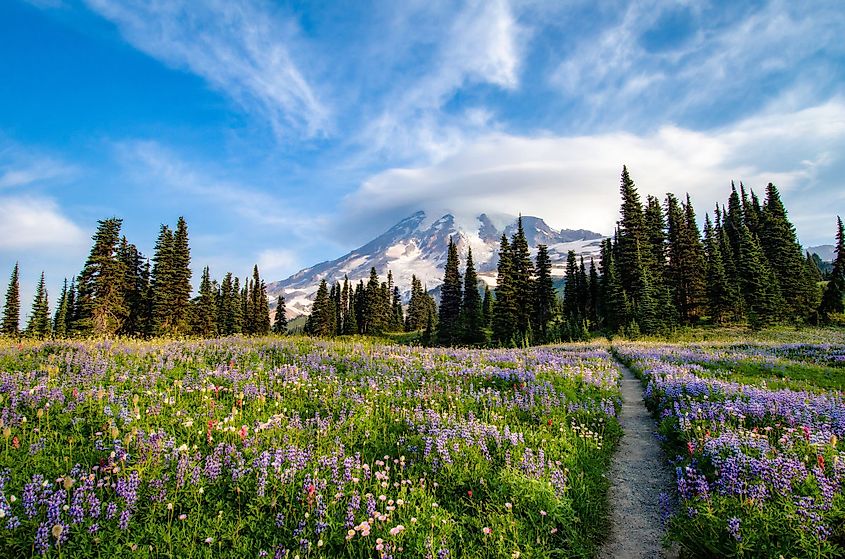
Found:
[0,337,622,558]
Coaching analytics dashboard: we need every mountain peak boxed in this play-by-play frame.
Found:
[267,211,606,317]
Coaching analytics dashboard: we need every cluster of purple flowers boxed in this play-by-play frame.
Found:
[618,342,845,554]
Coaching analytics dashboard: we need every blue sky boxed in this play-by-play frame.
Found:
[2,0,844,315]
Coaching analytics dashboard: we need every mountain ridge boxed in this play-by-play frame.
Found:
[267,211,606,317]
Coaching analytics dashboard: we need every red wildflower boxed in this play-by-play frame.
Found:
[687,441,695,455]
[547,419,553,426]
[467,490,472,498]
[818,455,825,470]
[12,436,19,449]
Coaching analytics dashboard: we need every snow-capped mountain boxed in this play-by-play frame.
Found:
[267,211,605,317]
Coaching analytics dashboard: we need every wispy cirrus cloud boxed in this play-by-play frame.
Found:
[115,140,324,232]
[84,0,329,139]
[0,141,78,189]
[356,0,525,162]
[549,0,845,130]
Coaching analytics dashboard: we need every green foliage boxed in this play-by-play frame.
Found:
[1,262,20,336]
[460,248,485,344]
[273,294,288,334]
[819,217,845,320]
[437,237,463,345]
[75,218,128,336]
[25,271,51,338]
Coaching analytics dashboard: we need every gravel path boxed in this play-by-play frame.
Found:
[600,358,677,559]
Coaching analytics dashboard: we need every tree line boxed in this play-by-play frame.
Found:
[1,217,287,338]
[305,268,438,340]
[303,167,843,345]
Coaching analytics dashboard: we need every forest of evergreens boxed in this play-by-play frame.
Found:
[1,167,843,344]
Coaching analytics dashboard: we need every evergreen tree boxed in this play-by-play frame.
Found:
[169,217,193,334]
[391,285,404,331]
[703,214,731,324]
[482,285,493,328]
[406,275,433,332]
[65,277,77,335]
[53,278,69,337]
[737,221,781,328]
[577,257,590,324]
[493,235,517,346]
[344,278,359,335]
[616,167,647,311]
[306,279,335,336]
[26,272,51,338]
[273,294,288,334]
[151,224,174,334]
[461,247,485,344]
[75,218,127,336]
[248,266,271,335]
[644,195,673,327]
[562,250,581,339]
[193,266,218,337]
[363,268,384,334]
[759,182,815,320]
[510,217,535,342]
[354,280,365,334]
[588,259,599,325]
[716,205,743,321]
[437,237,463,346]
[665,194,706,325]
[1,262,20,336]
[117,237,149,337]
[819,217,845,320]
[532,244,556,342]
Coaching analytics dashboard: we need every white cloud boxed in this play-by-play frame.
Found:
[0,196,87,249]
[257,249,299,280]
[342,100,845,246]
[84,0,329,138]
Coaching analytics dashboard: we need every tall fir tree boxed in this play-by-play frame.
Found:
[117,237,149,337]
[819,217,845,320]
[759,182,815,320]
[363,268,384,334]
[26,272,51,338]
[616,167,647,316]
[306,279,335,336]
[532,244,556,342]
[437,237,463,346]
[703,214,731,324]
[493,235,517,346]
[1,262,20,336]
[150,224,174,334]
[406,275,432,331]
[53,278,69,337]
[461,247,485,344]
[391,285,404,332]
[248,266,271,335]
[75,218,127,336]
[510,217,535,343]
[588,258,599,325]
[562,250,582,339]
[170,217,193,334]
[482,285,493,328]
[273,295,288,334]
[737,220,781,328]
[193,266,218,337]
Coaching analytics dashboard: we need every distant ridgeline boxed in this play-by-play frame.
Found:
[1,166,843,343]
[0,217,288,339]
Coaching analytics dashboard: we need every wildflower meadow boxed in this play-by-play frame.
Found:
[0,338,622,558]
